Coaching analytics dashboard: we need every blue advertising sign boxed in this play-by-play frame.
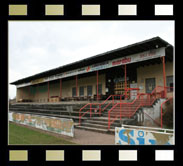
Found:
[115,126,174,145]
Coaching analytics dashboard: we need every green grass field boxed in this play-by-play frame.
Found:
[9,122,75,145]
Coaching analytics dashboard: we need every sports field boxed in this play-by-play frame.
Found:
[9,122,75,145]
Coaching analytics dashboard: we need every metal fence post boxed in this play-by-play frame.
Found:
[79,111,81,125]
[161,104,163,128]
[99,104,101,116]
[120,103,122,120]
[108,112,110,130]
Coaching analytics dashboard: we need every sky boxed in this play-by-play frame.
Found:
[9,21,174,99]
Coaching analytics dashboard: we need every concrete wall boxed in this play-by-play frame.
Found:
[137,61,173,94]
[142,99,166,127]
[16,85,48,102]
[16,86,31,102]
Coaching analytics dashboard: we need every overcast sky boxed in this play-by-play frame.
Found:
[9,21,174,99]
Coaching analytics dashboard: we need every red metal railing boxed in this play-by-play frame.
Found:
[108,86,167,129]
[79,94,125,125]
[79,88,139,124]
[79,88,140,125]
[79,86,173,128]
[160,97,173,128]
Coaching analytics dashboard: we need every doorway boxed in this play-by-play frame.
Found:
[145,78,156,93]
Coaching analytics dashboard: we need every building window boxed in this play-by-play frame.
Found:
[72,87,76,97]
[166,75,173,92]
[87,85,92,96]
[96,84,102,95]
[79,86,84,96]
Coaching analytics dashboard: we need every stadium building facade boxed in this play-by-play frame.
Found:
[11,37,174,103]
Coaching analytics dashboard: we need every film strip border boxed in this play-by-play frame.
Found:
[6,149,176,163]
[8,4,174,16]
[2,0,178,166]
[7,1,175,18]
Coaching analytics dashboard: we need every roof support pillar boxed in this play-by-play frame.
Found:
[96,70,99,101]
[162,56,167,98]
[124,64,127,99]
[76,75,78,96]
[29,86,31,100]
[48,81,50,102]
[60,79,62,100]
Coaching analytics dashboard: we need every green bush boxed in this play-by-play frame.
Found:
[162,99,173,129]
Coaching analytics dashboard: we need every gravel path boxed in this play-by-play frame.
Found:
[69,128,115,145]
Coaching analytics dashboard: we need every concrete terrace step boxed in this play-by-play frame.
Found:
[11,103,87,106]
[102,113,135,117]
[85,119,121,126]
[102,110,136,113]
[75,125,115,134]
[9,107,83,114]
[9,108,101,118]
[9,110,87,121]
[90,116,109,121]
[10,107,66,111]
[89,117,122,123]
[10,108,102,119]
[90,116,135,122]
[80,122,116,129]
[9,108,70,115]
[9,105,84,110]
[85,115,136,123]
[10,103,86,106]
[10,107,77,113]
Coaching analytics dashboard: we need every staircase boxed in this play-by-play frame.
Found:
[76,100,143,134]
[76,113,137,134]
[77,86,166,133]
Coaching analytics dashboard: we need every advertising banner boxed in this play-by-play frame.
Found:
[17,47,165,88]
[9,112,74,137]
[115,125,174,145]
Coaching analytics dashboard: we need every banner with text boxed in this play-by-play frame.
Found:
[17,47,165,88]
